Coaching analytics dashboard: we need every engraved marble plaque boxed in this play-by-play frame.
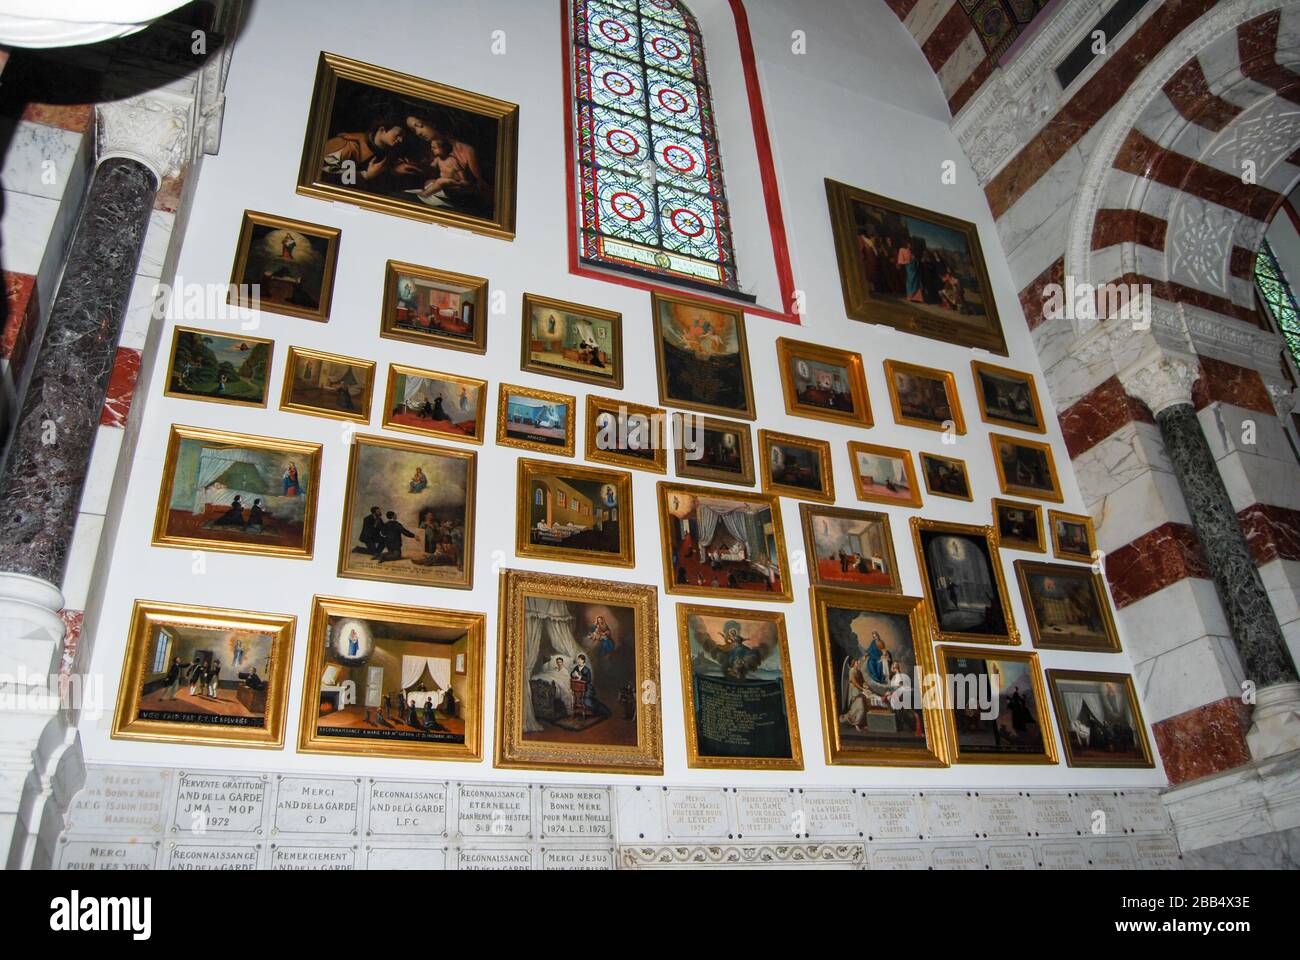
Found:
[366,846,449,870]
[541,847,616,870]
[1040,840,1088,869]
[1091,838,1138,869]
[1026,792,1078,837]
[1123,791,1173,834]
[862,793,921,841]
[976,793,1027,838]
[1074,791,1126,836]
[58,839,158,870]
[665,788,731,839]
[1135,835,1182,870]
[735,790,796,839]
[801,790,860,839]
[458,846,534,870]
[368,780,448,837]
[172,774,266,835]
[456,783,532,839]
[273,777,360,835]
[930,844,986,869]
[923,792,978,839]
[271,843,356,869]
[66,768,169,835]
[869,845,928,869]
[168,843,261,870]
[988,843,1037,870]
[540,786,612,839]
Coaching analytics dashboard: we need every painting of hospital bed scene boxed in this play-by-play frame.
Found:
[1047,670,1152,768]
[383,365,485,443]
[660,485,791,600]
[165,327,272,407]
[518,460,633,567]
[382,262,486,353]
[939,649,1055,763]
[497,385,574,455]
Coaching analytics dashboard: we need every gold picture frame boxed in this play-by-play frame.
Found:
[112,600,296,749]
[164,326,274,409]
[992,498,1045,553]
[651,289,756,420]
[936,645,1058,765]
[296,52,519,240]
[676,603,803,770]
[809,588,948,767]
[495,569,662,775]
[883,359,966,434]
[227,210,340,323]
[1014,559,1122,653]
[775,337,872,428]
[799,503,902,594]
[918,451,973,502]
[847,440,922,509]
[672,413,755,487]
[380,260,489,354]
[381,363,487,445]
[515,458,634,568]
[758,429,834,503]
[585,394,668,473]
[971,360,1046,434]
[990,432,1064,502]
[1049,509,1097,563]
[152,425,321,560]
[910,517,1019,646]
[496,383,576,457]
[521,293,624,389]
[1046,669,1154,769]
[279,345,375,424]
[297,595,484,762]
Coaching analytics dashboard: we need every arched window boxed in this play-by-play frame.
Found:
[1256,239,1300,369]
[570,0,740,294]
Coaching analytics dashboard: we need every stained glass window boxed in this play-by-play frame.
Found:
[571,0,740,293]
[1255,239,1300,368]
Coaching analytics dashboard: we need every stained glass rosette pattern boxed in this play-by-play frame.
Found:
[572,0,739,291]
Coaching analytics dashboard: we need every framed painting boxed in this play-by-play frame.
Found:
[935,646,1057,764]
[152,425,321,560]
[672,413,755,487]
[516,458,634,568]
[227,210,339,323]
[297,596,484,762]
[910,517,1019,645]
[800,504,901,594]
[883,359,965,434]
[847,441,921,509]
[279,346,374,424]
[112,600,295,749]
[990,433,1063,502]
[1014,559,1122,653]
[775,337,872,427]
[337,434,476,590]
[676,604,802,770]
[1049,509,1097,563]
[651,290,755,420]
[521,293,623,389]
[992,498,1045,553]
[585,394,668,473]
[296,52,519,240]
[382,364,486,445]
[972,360,1046,434]
[809,588,947,767]
[164,326,273,408]
[1046,670,1154,768]
[496,383,575,457]
[825,178,1007,355]
[380,260,488,354]
[759,430,834,503]
[495,569,662,775]
[918,452,972,502]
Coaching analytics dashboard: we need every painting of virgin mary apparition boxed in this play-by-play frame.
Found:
[651,291,755,419]
[280,346,374,423]
[516,459,634,568]
[800,504,901,593]
[1046,670,1153,768]
[228,211,339,323]
[382,365,486,444]
[522,293,623,388]
[911,518,1019,645]
[937,647,1057,764]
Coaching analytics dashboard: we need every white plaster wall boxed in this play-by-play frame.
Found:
[78,0,1166,790]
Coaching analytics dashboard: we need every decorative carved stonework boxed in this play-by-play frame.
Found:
[620,843,865,869]
[96,94,193,181]
[1118,353,1199,416]
[1168,201,1233,294]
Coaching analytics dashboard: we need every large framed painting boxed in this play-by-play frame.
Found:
[990,433,1063,502]
[296,53,519,240]
[651,290,755,419]
[495,569,662,775]
[657,482,792,602]
[847,441,921,509]
[496,383,576,457]
[380,260,488,354]
[910,517,1019,645]
[516,458,634,568]
[775,337,872,428]
[672,413,755,487]
[382,364,486,445]
[809,588,947,767]
[972,360,1046,434]
[935,646,1057,764]
[227,210,340,323]
[337,434,476,590]
[585,394,668,473]
[112,600,295,749]
[676,604,802,771]
[1046,670,1154,768]
[1014,559,1122,653]
[1049,509,1097,563]
[883,359,966,434]
[800,504,901,594]
[993,498,1045,553]
[918,452,972,502]
[759,430,834,503]
[825,178,1008,355]
[521,293,623,389]
[298,596,484,762]
[164,326,273,408]
[152,425,321,560]
[279,346,374,424]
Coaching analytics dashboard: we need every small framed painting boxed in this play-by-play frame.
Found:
[918,452,972,501]
[495,569,662,775]
[672,413,755,487]
[1046,670,1154,768]
[651,290,755,420]
[521,293,623,389]
[990,433,1063,502]
[910,517,1019,646]
[152,425,321,560]
[380,260,488,354]
[677,604,802,770]
[775,337,871,427]
[227,210,339,323]
[1049,509,1097,562]
[297,595,484,762]
[112,600,296,749]
[516,458,634,568]
[992,499,1045,553]
[799,504,901,594]
[585,394,668,473]
[382,364,486,445]
[883,359,965,434]
[972,360,1046,434]
[279,346,374,424]
[847,441,921,509]
[164,326,273,408]
[1014,559,1122,653]
[496,383,575,457]
[935,646,1057,765]
[759,430,834,503]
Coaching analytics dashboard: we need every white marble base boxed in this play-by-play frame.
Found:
[1162,748,1300,854]
[1246,683,1300,761]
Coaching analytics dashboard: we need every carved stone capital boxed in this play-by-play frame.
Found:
[1118,352,1200,416]
[96,93,192,182]
[1266,381,1298,418]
